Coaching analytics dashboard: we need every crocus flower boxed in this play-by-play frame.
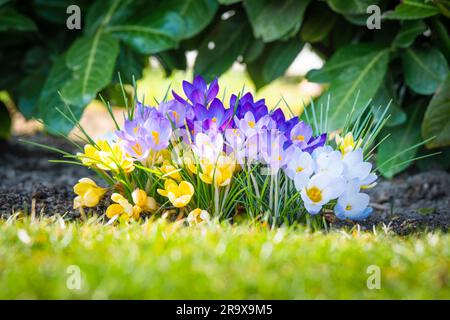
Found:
[289,121,327,153]
[158,100,187,128]
[173,75,219,107]
[192,132,224,160]
[284,146,315,189]
[73,178,107,209]
[78,140,134,173]
[193,98,233,131]
[160,160,182,182]
[233,92,268,121]
[336,132,361,155]
[300,172,345,214]
[187,208,211,226]
[234,112,272,138]
[334,182,372,220]
[314,147,344,178]
[199,155,236,187]
[106,189,157,222]
[157,179,194,208]
[342,149,377,188]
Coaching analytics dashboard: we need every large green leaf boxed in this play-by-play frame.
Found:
[326,0,378,14]
[218,0,240,4]
[422,75,450,148]
[194,14,252,83]
[316,47,389,130]
[377,103,423,178]
[0,101,11,140]
[167,0,219,38]
[156,49,187,76]
[61,33,119,107]
[384,0,440,20]
[37,55,82,135]
[402,47,449,95]
[393,20,427,48]
[114,46,146,84]
[300,3,337,43]
[372,72,406,127]
[0,7,37,31]
[247,39,304,90]
[17,71,46,119]
[307,43,386,83]
[244,0,311,42]
[105,11,184,55]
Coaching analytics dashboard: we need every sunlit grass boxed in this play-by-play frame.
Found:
[0,216,448,299]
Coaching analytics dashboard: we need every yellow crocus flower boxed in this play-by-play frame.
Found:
[157,179,194,208]
[336,133,361,155]
[187,208,210,226]
[73,178,107,209]
[160,160,182,182]
[106,189,157,221]
[77,140,134,173]
[199,155,235,187]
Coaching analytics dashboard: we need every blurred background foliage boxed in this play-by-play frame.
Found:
[0,0,449,178]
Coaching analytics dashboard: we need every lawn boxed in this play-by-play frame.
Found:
[0,216,449,299]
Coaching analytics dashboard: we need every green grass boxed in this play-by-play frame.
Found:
[0,216,449,299]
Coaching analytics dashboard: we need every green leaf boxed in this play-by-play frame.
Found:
[0,7,37,32]
[377,103,423,178]
[372,73,406,127]
[307,43,386,83]
[316,47,390,130]
[17,71,46,119]
[422,75,450,148]
[194,13,252,83]
[247,39,304,90]
[61,33,119,107]
[300,3,337,43]
[384,0,440,20]
[105,11,184,55]
[114,46,146,84]
[169,0,219,38]
[218,0,240,4]
[156,49,187,76]
[326,0,377,14]
[243,38,265,64]
[393,20,427,48]
[37,55,81,135]
[244,0,311,42]
[0,101,11,140]
[402,47,449,95]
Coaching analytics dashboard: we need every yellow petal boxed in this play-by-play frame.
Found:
[179,181,194,196]
[111,193,126,204]
[145,197,157,211]
[106,204,124,218]
[132,189,147,207]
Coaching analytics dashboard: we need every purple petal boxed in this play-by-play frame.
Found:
[182,80,195,98]
[193,75,207,92]
[206,78,219,103]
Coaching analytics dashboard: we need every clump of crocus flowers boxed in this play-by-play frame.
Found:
[70,75,380,227]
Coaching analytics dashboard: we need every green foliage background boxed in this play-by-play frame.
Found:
[0,0,449,177]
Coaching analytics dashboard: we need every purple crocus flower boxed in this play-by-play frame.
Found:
[289,121,326,153]
[173,75,219,108]
[233,93,268,121]
[158,100,187,128]
[193,98,233,132]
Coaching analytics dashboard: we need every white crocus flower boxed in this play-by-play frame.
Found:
[284,147,315,189]
[342,149,377,188]
[300,172,345,214]
[192,132,224,160]
[314,148,344,177]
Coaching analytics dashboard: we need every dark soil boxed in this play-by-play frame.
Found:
[1,135,449,234]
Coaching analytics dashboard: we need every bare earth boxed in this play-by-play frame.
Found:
[1,135,449,235]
